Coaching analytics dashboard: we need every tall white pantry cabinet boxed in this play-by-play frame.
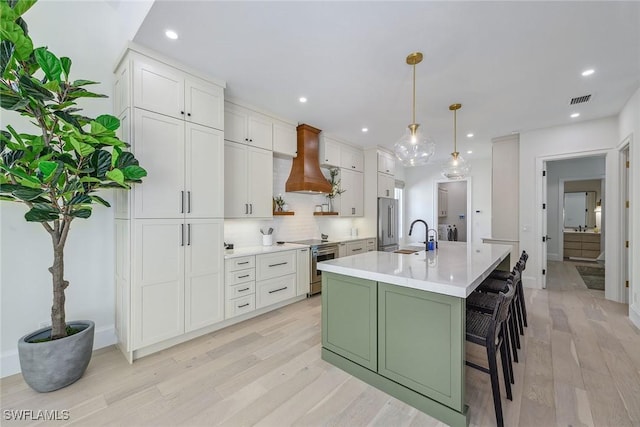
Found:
[113,45,226,362]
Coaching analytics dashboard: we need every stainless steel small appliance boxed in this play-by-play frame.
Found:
[289,239,339,295]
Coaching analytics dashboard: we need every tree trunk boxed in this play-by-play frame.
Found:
[50,238,68,339]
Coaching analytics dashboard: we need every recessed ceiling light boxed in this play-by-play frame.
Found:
[581,69,595,77]
[467,150,473,154]
[165,30,178,40]
[571,113,580,118]
[466,133,474,138]
[299,97,307,103]
[362,127,368,133]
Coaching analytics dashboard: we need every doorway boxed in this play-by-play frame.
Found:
[435,180,469,242]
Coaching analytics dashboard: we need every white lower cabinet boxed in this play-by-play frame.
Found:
[225,250,300,318]
[345,240,367,257]
[132,219,223,349]
[296,248,310,296]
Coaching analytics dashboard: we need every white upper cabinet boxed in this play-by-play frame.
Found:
[224,141,273,218]
[340,144,364,172]
[224,102,273,150]
[377,173,395,198]
[273,120,297,157]
[320,136,341,167]
[339,168,364,217]
[133,58,223,131]
[133,109,185,219]
[185,123,224,218]
[378,151,396,176]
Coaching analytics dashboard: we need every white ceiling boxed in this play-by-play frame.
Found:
[133,1,640,161]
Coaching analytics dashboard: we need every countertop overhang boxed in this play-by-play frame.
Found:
[317,241,512,298]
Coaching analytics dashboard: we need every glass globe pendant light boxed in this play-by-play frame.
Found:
[441,103,470,179]
[394,52,435,167]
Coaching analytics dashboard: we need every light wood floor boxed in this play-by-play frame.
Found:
[2,261,639,427]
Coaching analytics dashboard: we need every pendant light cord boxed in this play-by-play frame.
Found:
[453,107,457,153]
[412,62,416,126]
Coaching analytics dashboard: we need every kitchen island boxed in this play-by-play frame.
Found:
[317,241,511,427]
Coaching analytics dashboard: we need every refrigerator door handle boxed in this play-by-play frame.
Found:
[387,206,392,238]
[391,205,394,238]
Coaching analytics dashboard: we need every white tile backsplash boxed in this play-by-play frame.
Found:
[224,157,355,247]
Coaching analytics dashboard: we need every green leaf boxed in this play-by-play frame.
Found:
[67,194,91,206]
[12,187,45,201]
[0,1,17,21]
[0,163,39,184]
[90,194,111,207]
[53,111,84,130]
[70,208,92,219]
[43,80,60,92]
[106,169,124,185]
[37,160,58,181]
[95,114,120,132]
[111,147,121,167]
[90,120,109,135]
[69,137,95,157]
[0,92,29,110]
[1,39,14,76]
[34,47,62,82]
[89,150,111,179]
[71,79,98,87]
[122,165,147,181]
[116,152,138,169]
[25,206,59,222]
[66,87,107,100]
[79,176,102,184]
[12,0,38,17]
[60,57,71,80]
[18,74,54,101]
[0,18,33,60]
[0,183,21,193]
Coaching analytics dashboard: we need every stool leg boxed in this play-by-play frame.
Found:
[515,293,525,335]
[499,334,513,400]
[487,341,505,427]
[511,304,521,349]
[518,282,528,327]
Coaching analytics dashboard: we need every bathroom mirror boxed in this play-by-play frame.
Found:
[564,191,596,228]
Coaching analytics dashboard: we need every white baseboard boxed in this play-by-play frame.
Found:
[547,253,562,262]
[0,325,116,379]
[630,304,640,330]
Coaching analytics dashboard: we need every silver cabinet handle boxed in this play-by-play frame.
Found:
[187,191,191,213]
[180,224,184,246]
[181,191,185,214]
[352,207,355,215]
[238,287,250,292]
[388,206,392,237]
[238,303,250,308]
[390,205,394,238]
[268,286,288,294]
[352,248,362,252]
[268,262,287,268]
[238,274,250,279]
[187,223,191,246]
[249,203,253,214]
[245,204,248,214]
[237,261,249,265]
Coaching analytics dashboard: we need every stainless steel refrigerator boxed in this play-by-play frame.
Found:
[378,197,399,252]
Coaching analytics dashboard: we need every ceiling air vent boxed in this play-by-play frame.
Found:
[569,94,591,105]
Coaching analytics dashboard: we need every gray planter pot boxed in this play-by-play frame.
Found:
[18,320,94,392]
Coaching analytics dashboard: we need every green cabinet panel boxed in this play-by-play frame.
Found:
[378,282,465,411]
[322,272,377,371]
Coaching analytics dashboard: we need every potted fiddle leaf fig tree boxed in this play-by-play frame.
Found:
[0,0,146,392]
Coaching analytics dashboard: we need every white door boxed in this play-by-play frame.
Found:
[541,161,548,289]
[133,219,185,349]
[185,78,224,131]
[623,147,630,302]
[133,59,184,120]
[184,219,224,331]
[224,141,249,218]
[247,147,273,217]
[133,109,185,219]
[321,137,341,167]
[185,123,224,218]
[273,120,297,157]
[247,113,273,150]
[353,171,364,216]
[378,173,394,198]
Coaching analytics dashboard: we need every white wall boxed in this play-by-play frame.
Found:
[0,0,153,377]
[546,157,605,260]
[224,157,358,247]
[403,157,492,246]
[519,117,622,300]
[618,87,640,327]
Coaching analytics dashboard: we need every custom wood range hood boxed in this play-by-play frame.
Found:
[285,124,332,193]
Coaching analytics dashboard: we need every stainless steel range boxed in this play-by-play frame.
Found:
[289,239,339,295]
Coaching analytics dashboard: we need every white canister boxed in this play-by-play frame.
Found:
[322,204,329,212]
[315,205,322,212]
[351,228,358,237]
[262,235,273,246]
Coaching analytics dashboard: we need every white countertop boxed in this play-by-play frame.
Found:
[224,243,309,259]
[563,229,600,234]
[317,241,512,298]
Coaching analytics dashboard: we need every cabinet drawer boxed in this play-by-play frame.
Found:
[582,242,601,251]
[225,294,255,319]
[345,241,366,256]
[564,241,581,250]
[564,249,582,257]
[582,234,601,243]
[366,239,376,251]
[581,250,600,259]
[256,274,296,309]
[226,268,255,286]
[227,281,256,300]
[564,233,582,242]
[256,251,296,281]
[225,256,255,272]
